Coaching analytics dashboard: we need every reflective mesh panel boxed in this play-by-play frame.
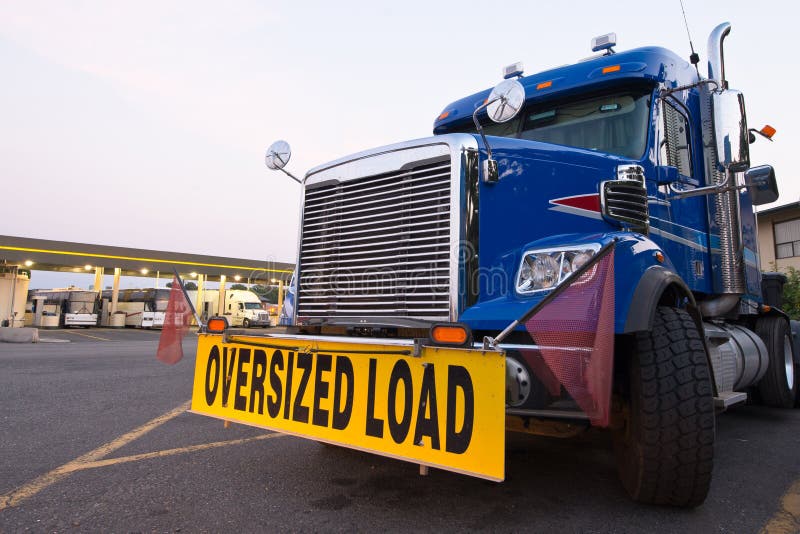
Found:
[522,249,615,426]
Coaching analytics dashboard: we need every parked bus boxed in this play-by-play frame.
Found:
[102,288,170,328]
[31,288,99,327]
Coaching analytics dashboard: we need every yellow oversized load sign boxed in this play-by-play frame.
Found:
[191,334,506,481]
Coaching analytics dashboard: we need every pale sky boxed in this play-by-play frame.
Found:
[1,0,796,287]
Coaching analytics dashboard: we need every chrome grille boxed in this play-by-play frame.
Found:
[297,155,453,321]
[602,179,649,232]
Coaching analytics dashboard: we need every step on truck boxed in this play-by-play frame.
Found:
[189,23,790,507]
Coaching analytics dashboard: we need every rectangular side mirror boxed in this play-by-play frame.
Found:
[745,165,779,206]
[713,90,750,172]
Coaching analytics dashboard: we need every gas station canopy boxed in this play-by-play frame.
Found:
[0,235,294,283]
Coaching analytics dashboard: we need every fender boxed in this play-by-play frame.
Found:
[623,265,695,333]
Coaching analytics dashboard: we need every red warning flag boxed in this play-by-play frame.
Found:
[521,248,615,426]
[156,276,194,365]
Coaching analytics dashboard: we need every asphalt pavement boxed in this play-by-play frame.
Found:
[1,328,799,532]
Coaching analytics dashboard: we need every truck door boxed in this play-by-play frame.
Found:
[649,96,712,293]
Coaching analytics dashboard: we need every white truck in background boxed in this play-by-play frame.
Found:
[197,289,273,328]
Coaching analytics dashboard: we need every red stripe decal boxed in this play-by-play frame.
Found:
[550,194,601,212]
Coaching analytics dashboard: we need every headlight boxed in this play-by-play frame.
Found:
[516,244,602,294]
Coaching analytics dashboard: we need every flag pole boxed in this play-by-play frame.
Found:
[172,267,203,329]
[485,239,617,349]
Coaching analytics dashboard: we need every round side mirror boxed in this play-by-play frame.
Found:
[265,140,292,170]
[487,79,525,123]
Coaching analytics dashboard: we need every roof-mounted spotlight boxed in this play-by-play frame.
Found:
[591,33,617,54]
[503,62,524,79]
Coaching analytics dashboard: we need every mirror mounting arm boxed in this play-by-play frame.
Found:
[668,168,732,199]
[472,96,503,159]
[472,96,504,183]
[659,79,719,99]
[278,166,303,184]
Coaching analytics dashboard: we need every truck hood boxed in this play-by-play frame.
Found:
[473,135,635,302]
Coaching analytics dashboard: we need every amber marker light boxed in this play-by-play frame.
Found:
[654,251,665,263]
[537,81,553,90]
[602,65,621,74]
[761,125,777,139]
[206,317,228,334]
[430,323,472,346]
[437,110,451,120]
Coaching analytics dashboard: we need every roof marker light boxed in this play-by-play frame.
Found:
[503,62,524,79]
[602,65,621,74]
[592,33,617,53]
[437,110,450,121]
[537,81,553,90]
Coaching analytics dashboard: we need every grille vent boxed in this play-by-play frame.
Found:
[297,156,453,322]
[602,165,648,231]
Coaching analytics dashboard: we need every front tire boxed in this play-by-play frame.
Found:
[756,316,797,408]
[242,318,250,328]
[614,307,715,507]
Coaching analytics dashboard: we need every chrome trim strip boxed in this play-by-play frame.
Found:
[304,168,450,204]
[302,201,450,229]
[302,239,449,258]
[302,253,449,269]
[302,220,449,244]
[648,227,708,252]
[298,293,448,301]
[301,259,449,273]
[303,187,451,221]
[305,135,475,184]
[547,204,604,220]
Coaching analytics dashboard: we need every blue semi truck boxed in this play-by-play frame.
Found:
[191,23,789,507]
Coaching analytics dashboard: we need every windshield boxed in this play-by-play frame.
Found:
[244,302,262,310]
[452,88,653,159]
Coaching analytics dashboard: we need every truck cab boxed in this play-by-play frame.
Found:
[223,289,272,328]
[193,22,788,508]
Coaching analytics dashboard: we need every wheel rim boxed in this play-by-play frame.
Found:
[784,335,794,391]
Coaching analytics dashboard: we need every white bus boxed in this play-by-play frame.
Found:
[102,288,170,328]
[31,288,99,327]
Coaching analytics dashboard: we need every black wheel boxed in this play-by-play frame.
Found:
[756,316,797,408]
[242,318,250,328]
[613,307,715,507]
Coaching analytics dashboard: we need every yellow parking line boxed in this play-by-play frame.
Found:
[59,330,113,341]
[0,400,190,511]
[73,433,285,471]
[760,479,800,533]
